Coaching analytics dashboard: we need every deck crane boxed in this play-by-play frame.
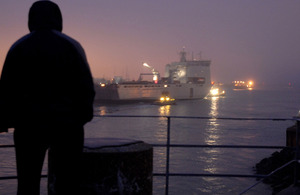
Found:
[141,62,160,83]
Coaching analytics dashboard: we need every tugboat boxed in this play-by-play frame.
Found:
[153,92,176,105]
[209,87,225,97]
[208,82,225,97]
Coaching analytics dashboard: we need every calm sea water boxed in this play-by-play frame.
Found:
[1,87,300,194]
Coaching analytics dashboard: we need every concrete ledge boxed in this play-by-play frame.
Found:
[49,137,153,195]
[84,137,146,152]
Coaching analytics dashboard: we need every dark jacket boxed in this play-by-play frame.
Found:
[1,1,95,128]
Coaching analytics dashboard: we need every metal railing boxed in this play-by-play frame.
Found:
[0,115,299,195]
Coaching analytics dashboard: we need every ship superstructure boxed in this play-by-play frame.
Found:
[95,49,211,101]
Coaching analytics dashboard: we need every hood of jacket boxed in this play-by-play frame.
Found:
[28,1,63,32]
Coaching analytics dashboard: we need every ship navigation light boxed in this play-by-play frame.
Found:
[210,88,219,96]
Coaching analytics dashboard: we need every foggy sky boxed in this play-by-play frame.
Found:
[1,0,300,87]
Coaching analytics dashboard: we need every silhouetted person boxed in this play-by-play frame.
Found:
[0,81,9,133]
[0,1,95,194]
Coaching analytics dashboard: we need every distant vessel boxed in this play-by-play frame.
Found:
[232,80,254,90]
[95,49,211,101]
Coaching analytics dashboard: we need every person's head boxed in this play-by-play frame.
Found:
[28,1,62,32]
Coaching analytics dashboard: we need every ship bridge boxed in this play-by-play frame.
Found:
[164,50,211,84]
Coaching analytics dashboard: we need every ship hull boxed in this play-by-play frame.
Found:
[95,83,210,101]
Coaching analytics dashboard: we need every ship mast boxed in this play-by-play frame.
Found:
[180,48,187,62]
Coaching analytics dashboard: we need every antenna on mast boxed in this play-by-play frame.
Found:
[179,47,187,62]
[198,52,202,60]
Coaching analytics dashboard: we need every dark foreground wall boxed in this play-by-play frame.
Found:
[49,138,153,195]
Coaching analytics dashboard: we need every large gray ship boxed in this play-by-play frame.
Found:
[95,50,211,101]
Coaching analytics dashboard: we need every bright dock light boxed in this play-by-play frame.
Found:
[143,63,151,68]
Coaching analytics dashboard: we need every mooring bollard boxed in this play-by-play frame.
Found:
[48,137,153,195]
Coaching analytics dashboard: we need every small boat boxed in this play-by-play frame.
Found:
[208,87,225,97]
[208,82,225,97]
[153,94,176,105]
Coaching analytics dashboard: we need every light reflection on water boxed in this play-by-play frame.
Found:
[1,89,300,194]
[205,96,221,146]
[159,105,171,116]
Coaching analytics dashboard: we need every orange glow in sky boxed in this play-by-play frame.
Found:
[1,0,300,87]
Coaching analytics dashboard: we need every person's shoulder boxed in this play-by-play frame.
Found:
[8,33,35,53]
[52,30,87,59]
[52,30,83,49]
